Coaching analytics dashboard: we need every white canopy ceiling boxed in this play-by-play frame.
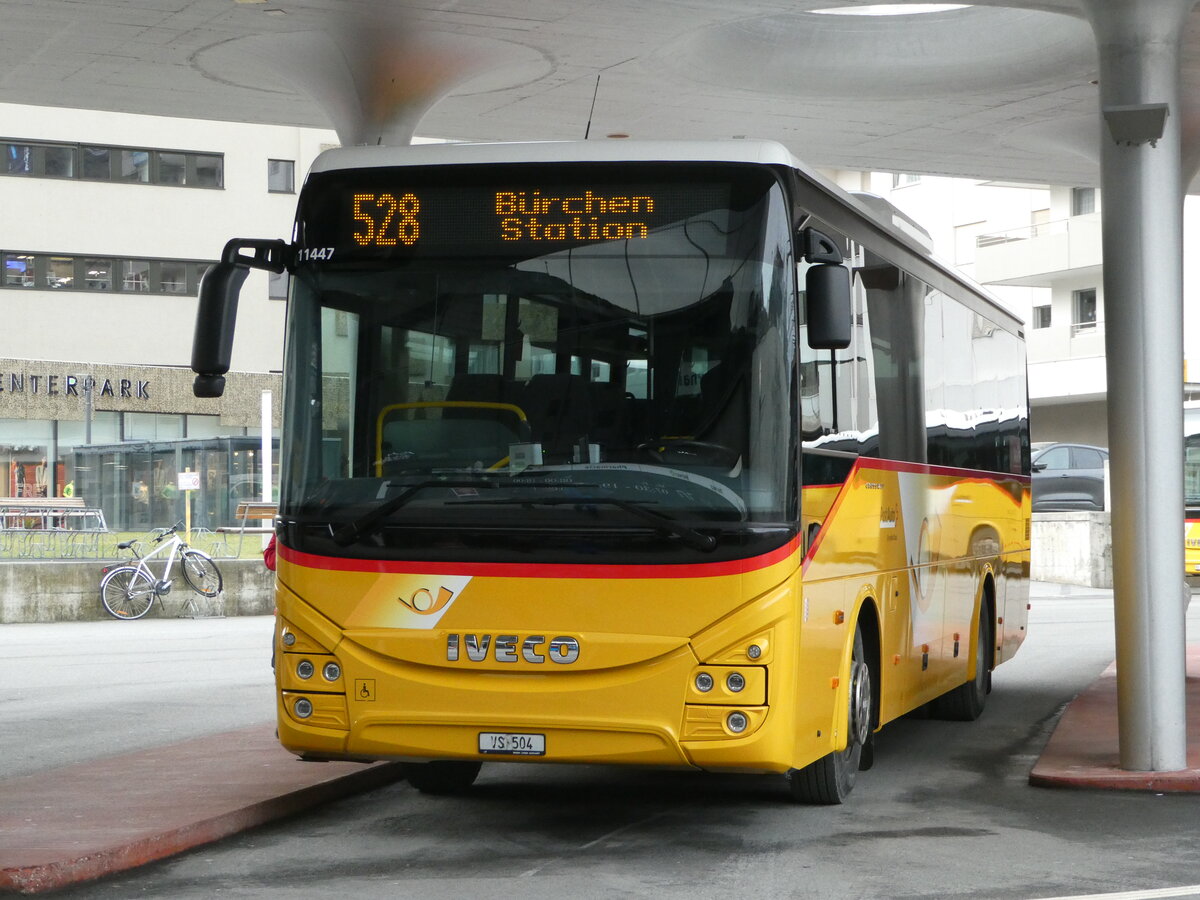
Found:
[6,0,1200,189]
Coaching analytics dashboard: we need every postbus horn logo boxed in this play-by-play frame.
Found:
[399,586,455,615]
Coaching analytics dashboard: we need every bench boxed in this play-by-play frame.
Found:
[0,497,107,558]
[0,497,105,531]
[216,501,277,556]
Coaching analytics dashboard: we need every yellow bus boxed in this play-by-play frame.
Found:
[1185,433,1200,573]
[192,140,1031,803]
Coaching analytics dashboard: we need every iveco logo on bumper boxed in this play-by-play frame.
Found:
[446,634,580,664]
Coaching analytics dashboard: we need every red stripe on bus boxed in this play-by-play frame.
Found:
[278,537,801,579]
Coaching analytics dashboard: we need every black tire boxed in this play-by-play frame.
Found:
[788,625,873,804]
[402,761,482,795]
[931,606,992,721]
[100,566,156,620]
[181,550,223,598]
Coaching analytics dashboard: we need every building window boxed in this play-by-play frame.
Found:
[0,251,214,296]
[1,139,223,188]
[892,172,921,188]
[47,257,74,290]
[1073,288,1098,332]
[4,253,35,287]
[194,155,223,188]
[5,143,32,174]
[82,146,110,180]
[158,152,188,186]
[84,258,113,291]
[122,259,151,292]
[159,260,188,294]
[120,149,151,183]
[1071,187,1096,216]
[268,159,295,193]
[1033,305,1051,329]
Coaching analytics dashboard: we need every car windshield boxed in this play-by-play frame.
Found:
[278,162,798,563]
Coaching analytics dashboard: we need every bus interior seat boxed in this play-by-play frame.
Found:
[446,373,508,405]
[519,373,594,455]
[589,381,633,450]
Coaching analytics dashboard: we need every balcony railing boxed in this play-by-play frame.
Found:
[976,218,1070,248]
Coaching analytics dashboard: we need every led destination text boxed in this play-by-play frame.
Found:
[495,190,654,242]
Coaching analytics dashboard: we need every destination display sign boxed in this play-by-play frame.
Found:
[295,164,755,260]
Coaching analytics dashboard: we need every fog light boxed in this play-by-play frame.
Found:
[727,711,749,734]
[296,660,314,679]
[747,644,762,660]
[727,672,746,693]
[695,672,714,692]
[323,662,341,681]
[294,698,313,719]
[282,632,296,647]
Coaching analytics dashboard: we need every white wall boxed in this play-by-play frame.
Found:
[0,103,338,372]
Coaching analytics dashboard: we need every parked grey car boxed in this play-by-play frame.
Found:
[1031,442,1109,512]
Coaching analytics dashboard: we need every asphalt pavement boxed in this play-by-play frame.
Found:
[2,584,1199,895]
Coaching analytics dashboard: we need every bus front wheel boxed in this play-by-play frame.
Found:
[787,624,873,804]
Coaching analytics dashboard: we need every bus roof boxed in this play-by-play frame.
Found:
[308,139,807,174]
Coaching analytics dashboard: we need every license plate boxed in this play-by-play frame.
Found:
[479,732,545,756]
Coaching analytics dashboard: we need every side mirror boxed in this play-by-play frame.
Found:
[192,239,289,398]
[800,228,852,350]
[806,264,853,350]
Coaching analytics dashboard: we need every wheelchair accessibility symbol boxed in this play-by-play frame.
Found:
[354,679,376,701]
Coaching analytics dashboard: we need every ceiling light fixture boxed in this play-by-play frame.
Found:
[811,4,969,15]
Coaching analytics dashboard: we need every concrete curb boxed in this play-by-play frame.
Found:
[0,725,405,895]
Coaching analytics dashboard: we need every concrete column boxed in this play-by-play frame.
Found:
[1083,0,1195,771]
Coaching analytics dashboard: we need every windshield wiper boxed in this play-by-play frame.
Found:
[332,479,500,546]
[450,495,718,552]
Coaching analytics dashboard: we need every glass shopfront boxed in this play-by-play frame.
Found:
[72,437,278,532]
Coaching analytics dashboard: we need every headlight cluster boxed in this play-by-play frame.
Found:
[693,671,748,694]
[687,663,766,735]
[293,657,342,684]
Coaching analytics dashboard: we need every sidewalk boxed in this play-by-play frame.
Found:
[1029,642,1200,791]
[0,725,404,894]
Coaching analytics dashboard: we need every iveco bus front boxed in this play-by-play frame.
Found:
[192,140,1029,804]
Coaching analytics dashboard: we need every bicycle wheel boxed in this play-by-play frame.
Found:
[100,566,156,620]
[181,549,223,598]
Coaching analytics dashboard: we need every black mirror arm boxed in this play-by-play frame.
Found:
[221,239,291,273]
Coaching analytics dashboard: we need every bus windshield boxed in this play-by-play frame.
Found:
[279,162,798,562]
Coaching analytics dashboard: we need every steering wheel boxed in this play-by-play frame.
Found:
[640,439,741,470]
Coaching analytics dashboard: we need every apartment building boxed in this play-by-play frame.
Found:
[831,169,1200,449]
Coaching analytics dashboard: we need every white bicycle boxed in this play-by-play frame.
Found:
[99,521,224,619]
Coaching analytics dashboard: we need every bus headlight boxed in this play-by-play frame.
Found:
[323,662,341,682]
[296,660,314,679]
[727,712,749,734]
[695,672,714,692]
[293,698,313,719]
[726,672,746,693]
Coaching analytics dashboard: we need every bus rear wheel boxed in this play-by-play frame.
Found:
[401,760,482,795]
[788,624,872,804]
[931,608,992,721]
